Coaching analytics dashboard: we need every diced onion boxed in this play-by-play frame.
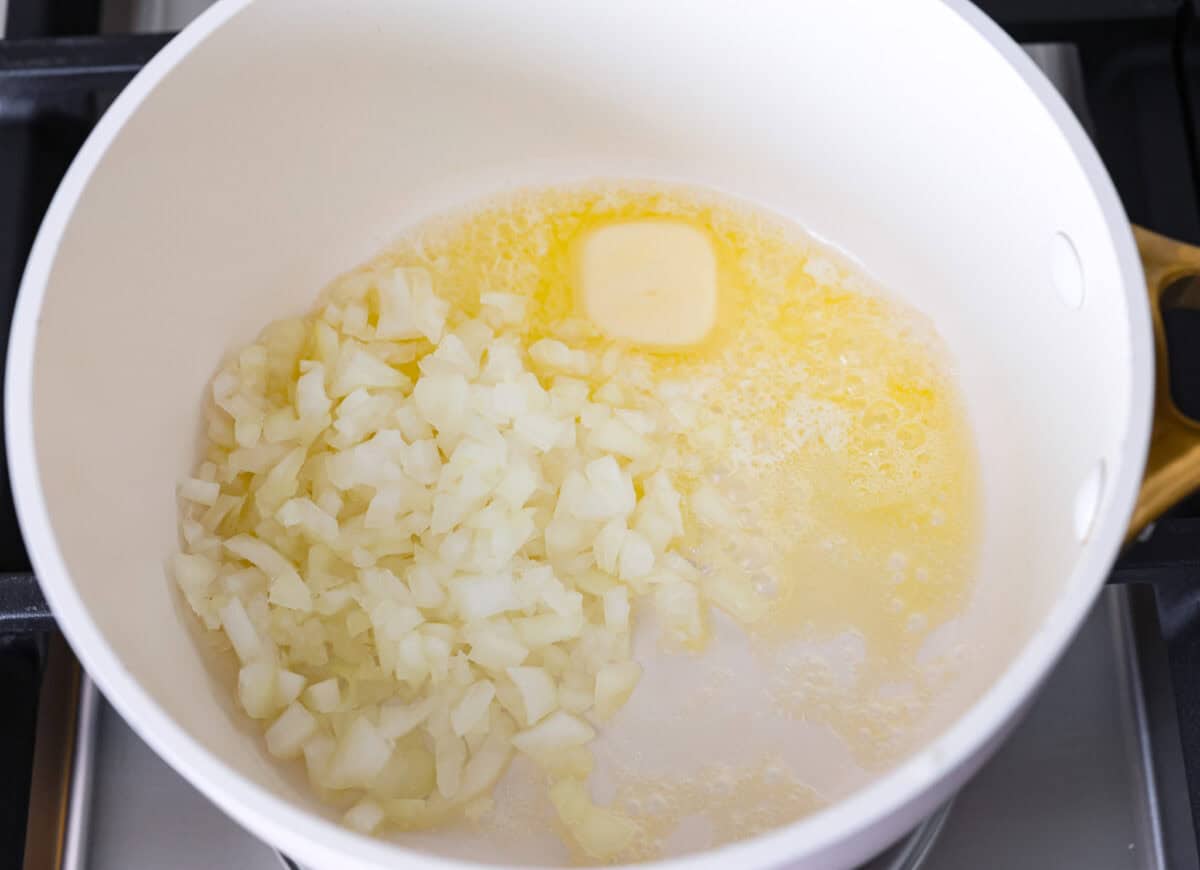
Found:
[655,581,705,647]
[452,574,520,621]
[277,498,338,544]
[175,259,743,853]
[594,662,642,720]
[265,702,317,758]
[451,680,496,736]
[275,669,306,707]
[179,477,220,507]
[549,778,640,860]
[617,531,655,581]
[603,588,630,634]
[435,734,467,799]
[304,677,341,713]
[237,661,277,719]
[344,799,385,834]
[378,697,434,740]
[327,717,392,789]
[506,666,557,725]
[217,597,262,664]
[511,711,595,755]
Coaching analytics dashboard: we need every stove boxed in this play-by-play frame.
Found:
[5,3,1200,869]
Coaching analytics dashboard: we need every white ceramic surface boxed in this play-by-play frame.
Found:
[6,1,1152,868]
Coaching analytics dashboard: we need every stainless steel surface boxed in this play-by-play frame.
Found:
[1117,585,1199,869]
[862,802,954,870]
[23,634,82,870]
[71,589,1180,870]
[62,678,99,870]
[83,699,277,869]
[1024,42,1095,135]
[102,0,214,32]
[921,591,1164,870]
[1111,587,1167,869]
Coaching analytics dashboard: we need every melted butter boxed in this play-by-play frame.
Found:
[350,182,980,858]
[374,182,978,663]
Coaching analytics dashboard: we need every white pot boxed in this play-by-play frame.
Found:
[5,1,1164,868]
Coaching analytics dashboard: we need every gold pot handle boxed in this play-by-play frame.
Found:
[1129,226,1200,539]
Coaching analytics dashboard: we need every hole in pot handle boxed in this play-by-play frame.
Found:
[1127,226,1200,541]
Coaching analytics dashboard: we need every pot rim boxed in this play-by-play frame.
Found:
[3,1,1154,867]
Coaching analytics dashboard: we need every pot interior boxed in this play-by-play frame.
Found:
[23,0,1141,865]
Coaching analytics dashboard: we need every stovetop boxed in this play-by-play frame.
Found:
[8,2,1200,869]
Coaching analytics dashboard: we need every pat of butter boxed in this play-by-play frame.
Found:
[576,220,717,347]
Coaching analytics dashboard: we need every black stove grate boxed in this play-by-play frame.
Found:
[7,1,1200,866]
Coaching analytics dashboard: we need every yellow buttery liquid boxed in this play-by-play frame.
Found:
[345,182,980,859]
[365,183,978,656]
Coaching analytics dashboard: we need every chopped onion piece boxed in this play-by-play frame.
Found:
[587,418,649,460]
[304,677,341,713]
[179,477,220,507]
[376,267,447,343]
[451,680,496,736]
[506,666,557,726]
[331,344,407,398]
[295,363,331,421]
[344,799,385,834]
[540,749,594,784]
[602,588,630,634]
[254,446,306,514]
[218,597,262,663]
[529,338,592,376]
[173,553,217,596]
[266,702,317,758]
[269,570,313,612]
[238,661,277,719]
[276,498,339,544]
[594,661,642,720]
[378,697,434,740]
[413,374,469,437]
[403,439,442,486]
[371,744,436,800]
[465,625,529,671]
[328,717,391,789]
[617,531,654,581]
[225,535,303,590]
[655,581,705,647]
[480,292,528,326]
[303,735,336,788]
[275,669,306,707]
[549,778,639,860]
[514,412,569,453]
[515,613,581,648]
[584,457,636,517]
[435,734,467,799]
[451,573,520,621]
[511,711,595,756]
[460,743,513,800]
[593,519,626,575]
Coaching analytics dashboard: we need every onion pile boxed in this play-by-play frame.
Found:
[173,264,763,858]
